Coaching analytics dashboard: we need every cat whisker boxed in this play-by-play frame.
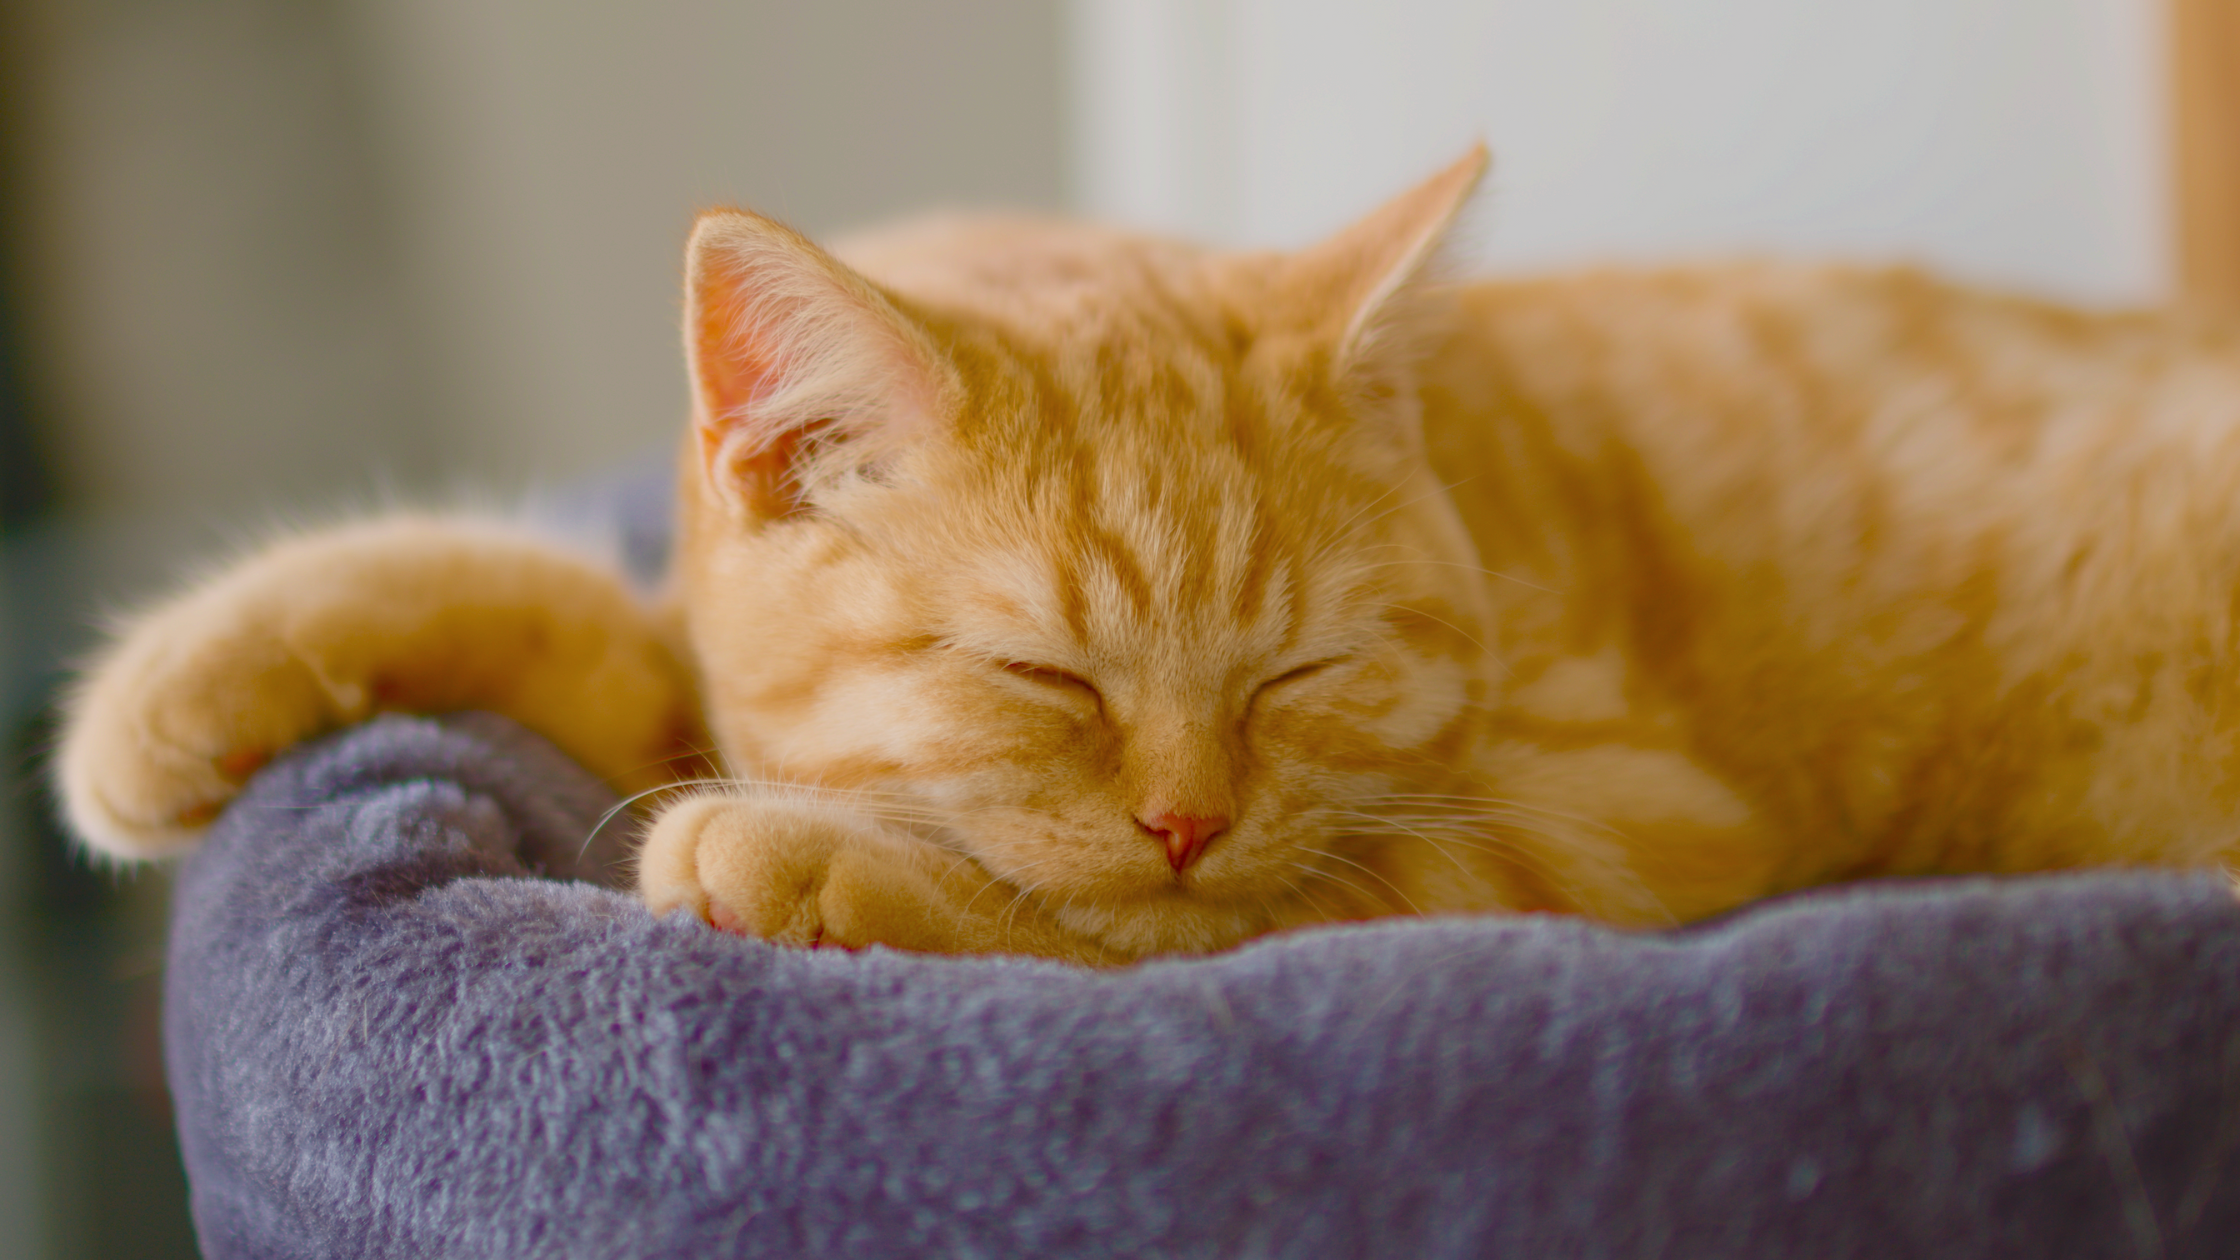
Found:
[1329,476,1471,551]
[959,853,1064,919]
[1368,818,1670,924]
[999,881,1048,941]
[1365,598,1488,654]
[1293,845,1423,917]
[1286,861,1383,918]
[578,776,751,861]
[1306,808,1475,881]
[1264,870,1340,930]
[1349,542,1562,594]
[1290,801,1669,919]
[1333,809,1595,843]
[1358,792,1636,837]
[1317,479,1416,551]
[600,739,729,787]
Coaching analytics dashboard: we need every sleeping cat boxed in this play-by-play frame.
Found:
[54,145,2240,963]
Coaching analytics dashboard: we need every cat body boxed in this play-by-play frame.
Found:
[55,148,2240,961]
[1426,264,2240,924]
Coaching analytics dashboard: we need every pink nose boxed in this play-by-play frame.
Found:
[1141,812,1229,872]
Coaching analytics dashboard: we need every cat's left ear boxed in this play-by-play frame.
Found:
[684,209,948,520]
[1285,143,1489,376]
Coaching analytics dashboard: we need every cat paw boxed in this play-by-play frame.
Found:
[54,517,701,861]
[637,795,981,953]
[57,594,358,859]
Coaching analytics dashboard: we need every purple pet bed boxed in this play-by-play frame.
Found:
[161,710,2240,1258]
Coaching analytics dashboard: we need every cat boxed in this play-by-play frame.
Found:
[54,144,2240,964]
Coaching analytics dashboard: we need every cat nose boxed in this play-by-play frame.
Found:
[1140,812,1228,872]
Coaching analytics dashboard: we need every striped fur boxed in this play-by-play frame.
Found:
[654,148,2240,955]
[62,147,2240,961]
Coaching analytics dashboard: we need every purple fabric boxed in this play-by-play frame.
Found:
[164,712,2240,1258]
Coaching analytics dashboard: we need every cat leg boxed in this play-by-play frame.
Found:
[637,795,1126,966]
[56,515,703,860]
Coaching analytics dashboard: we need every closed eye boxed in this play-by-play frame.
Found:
[1256,657,1349,695]
[1003,661,1101,703]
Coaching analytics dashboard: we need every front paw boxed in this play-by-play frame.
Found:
[55,517,700,862]
[637,795,982,954]
[57,598,353,860]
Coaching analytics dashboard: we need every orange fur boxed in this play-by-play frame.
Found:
[58,145,2240,962]
[57,517,701,857]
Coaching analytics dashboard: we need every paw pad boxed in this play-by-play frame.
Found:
[175,800,225,827]
[216,747,272,781]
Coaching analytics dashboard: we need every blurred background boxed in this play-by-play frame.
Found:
[0,0,2225,1253]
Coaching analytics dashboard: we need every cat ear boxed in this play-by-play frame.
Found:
[1286,143,1489,374]
[684,209,946,519]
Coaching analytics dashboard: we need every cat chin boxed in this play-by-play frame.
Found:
[1050,888,1291,958]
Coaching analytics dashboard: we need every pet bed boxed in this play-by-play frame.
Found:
[162,709,2240,1258]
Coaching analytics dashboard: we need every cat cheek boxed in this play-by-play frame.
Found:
[1389,686,1472,748]
[1328,662,1464,749]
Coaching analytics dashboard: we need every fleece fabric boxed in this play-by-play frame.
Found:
[163,712,2240,1259]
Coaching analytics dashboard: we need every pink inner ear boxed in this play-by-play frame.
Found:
[693,268,811,512]
[695,269,780,434]
[686,219,939,516]
[697,416,836,513]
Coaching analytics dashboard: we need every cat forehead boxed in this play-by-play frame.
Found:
[829,216,1412,652]
[929,359,1380,560]
[948,499,1305,677]
[901,428,1391,668]
[836,216,1367,457]
[836,215,1267,355]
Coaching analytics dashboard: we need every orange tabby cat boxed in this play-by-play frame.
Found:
[55,145,2240,963]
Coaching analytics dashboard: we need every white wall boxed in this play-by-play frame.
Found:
[1071,0,2170,305]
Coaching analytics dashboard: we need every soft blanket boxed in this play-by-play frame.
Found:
[165,712,2240,1258]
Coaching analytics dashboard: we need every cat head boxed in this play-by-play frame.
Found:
[673,148,1511,955]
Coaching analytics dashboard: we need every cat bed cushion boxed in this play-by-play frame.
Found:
[165,712,2240,1259]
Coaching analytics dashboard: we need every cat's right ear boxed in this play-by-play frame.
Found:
[684,210,946,520]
